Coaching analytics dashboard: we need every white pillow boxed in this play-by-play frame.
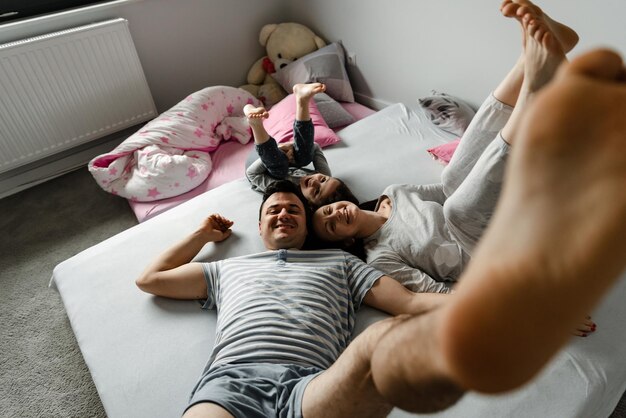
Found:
[272,42,355,103]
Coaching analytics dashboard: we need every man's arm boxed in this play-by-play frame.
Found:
[363,275,451,317]
[135,214,233,300]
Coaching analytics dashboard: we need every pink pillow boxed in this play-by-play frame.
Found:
[427,139,461,165]
[263,94,341,148]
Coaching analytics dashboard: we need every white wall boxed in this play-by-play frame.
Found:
[1,0,624,196]
[0,0,287,196]
[0,0,287,113]
[290,0,626,108]
[2,0,624,113]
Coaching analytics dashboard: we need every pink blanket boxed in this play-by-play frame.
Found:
[88,86,261,201]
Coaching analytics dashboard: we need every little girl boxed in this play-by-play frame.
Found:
[244,83,357,207]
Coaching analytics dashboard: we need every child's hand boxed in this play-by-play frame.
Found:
[279,142,295,164]
[200,214,233,242]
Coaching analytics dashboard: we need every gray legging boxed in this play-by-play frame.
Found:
[441,94,513,254]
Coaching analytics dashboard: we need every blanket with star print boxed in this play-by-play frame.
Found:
[88,86,261,202]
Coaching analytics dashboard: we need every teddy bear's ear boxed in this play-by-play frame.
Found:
[314,36,326,50]
[259,24,278,47]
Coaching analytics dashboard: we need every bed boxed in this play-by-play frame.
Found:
[52,103,626,418]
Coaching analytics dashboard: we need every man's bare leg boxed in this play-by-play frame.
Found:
[183,402,235,418]
[439,47,626,393]
[302,317,407,418]
[371,48,626,412]
[369,5,566,410]
[369,6,623,413]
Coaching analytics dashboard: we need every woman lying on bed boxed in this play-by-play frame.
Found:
[244,83,358,207]
[312,2,586,300]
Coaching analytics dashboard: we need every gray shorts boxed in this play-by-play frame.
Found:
[185,362,323,418]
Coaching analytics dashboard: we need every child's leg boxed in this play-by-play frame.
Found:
[291,83,326,167]
[244,104,289,178]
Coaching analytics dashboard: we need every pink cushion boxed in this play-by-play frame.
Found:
[264,94,341,147]
[427,139,461,165]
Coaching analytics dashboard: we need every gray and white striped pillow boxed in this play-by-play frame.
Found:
[418,91,475,136]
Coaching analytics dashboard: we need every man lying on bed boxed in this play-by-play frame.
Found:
[136,179,453,418]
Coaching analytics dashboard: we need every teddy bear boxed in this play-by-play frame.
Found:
[240,22,326,107]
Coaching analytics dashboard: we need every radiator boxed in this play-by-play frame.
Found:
[0,18,157,174]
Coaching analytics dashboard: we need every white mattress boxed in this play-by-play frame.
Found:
[52,103,626,418]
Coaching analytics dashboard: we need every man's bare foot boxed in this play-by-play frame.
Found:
[500,0,578,53]
[293,82,326,103]
[439,49,626,393]
[243,104,269,128]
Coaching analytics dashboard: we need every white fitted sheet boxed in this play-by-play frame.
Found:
[52,103,626,418]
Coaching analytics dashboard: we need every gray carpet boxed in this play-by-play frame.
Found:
[0,168,136,418]
[0,167,625,418]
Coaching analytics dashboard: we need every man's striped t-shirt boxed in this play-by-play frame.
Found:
[200,249,383,371]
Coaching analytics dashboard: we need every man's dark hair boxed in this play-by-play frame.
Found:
[259,180,319,249]
[259,180,309,220]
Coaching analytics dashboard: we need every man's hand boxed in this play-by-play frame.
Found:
[200,214,233,242]
[279,142,295,164]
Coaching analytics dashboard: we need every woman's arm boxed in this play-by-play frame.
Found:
[369,256,453,294]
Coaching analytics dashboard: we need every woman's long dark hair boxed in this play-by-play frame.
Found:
[306,197,380,261]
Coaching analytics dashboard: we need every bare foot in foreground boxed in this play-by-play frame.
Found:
[440,48,626,393]
[501,0,579,52]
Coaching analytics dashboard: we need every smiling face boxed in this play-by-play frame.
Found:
[312,201,361,242]
[259,192,308,250]
[300,173,341,206]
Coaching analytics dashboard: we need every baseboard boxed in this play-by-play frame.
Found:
[354,92,394,110]
[0,126,139,199]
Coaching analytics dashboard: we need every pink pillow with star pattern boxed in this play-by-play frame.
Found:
[264,94,341,148]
